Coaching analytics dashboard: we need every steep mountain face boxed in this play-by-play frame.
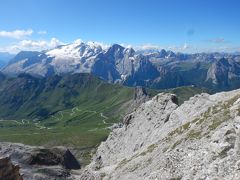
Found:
[0,71,5,83]
[81,89,240,179]
[3,51,53,76]
[91,44,124,83]
[8,51,40,65]
[206,58,240,90]
[0,52,15,68]
[2,42,240,91]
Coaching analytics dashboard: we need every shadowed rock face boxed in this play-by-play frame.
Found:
[0,157,23,180]
[206,58,240,90]
[0,143,81,180]
[27,147,81,169]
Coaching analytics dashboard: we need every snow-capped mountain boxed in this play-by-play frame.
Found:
[46,40,104,74]
[3,40,106,76]
[2,41,240,91]
[2,41,158,84]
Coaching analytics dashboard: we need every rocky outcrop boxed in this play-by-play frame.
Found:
[132,86,150,106]
[0,143,81,180]
[0,157,23,180]
[27,147,81,169]
[81,89,240,179]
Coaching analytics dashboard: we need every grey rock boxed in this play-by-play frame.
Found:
[206,58,240,88]
[133,86,150,104]
[82,89,240,180]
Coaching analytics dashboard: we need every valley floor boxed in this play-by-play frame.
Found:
[0,105,115,165]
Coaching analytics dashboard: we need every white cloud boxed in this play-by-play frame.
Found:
[1,38,64,53]
[135,43,190,52]
[182,43,189,50]
[73,38,83,44]
[37,30,47,35]
[167,43,193,52]
[72,38,110,50]
[207,37,231,44]
[125,44,133,49]
[0,29,33,39]
[134,44,163,51]
[119,44,132,49]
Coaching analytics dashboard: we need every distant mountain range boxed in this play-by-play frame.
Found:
[2,41,240,91]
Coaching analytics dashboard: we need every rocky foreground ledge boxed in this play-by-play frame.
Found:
[81,89,240,180]
[0,143,81,180]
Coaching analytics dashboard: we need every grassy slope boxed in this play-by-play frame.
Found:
[0,73,133,158]
[164,86,210,105]
[0,73,135,164]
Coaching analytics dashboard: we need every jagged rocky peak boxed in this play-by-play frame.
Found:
[133,86,150,105]
[81,89,240,179]
[108,44,124,51]
[0,157,23,180]
[124,47,135,57]
[105,44,126,59]
[0,71,5,82]
[133,86,148,99]
[159,49,167,57]
[166,50,176,58]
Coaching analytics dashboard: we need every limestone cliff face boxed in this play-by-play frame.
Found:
[132,86,150,107]
[81,89,240,180]
[206,58,240,89]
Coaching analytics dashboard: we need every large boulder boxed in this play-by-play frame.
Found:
[0,143,81,179]
[27,147,81,169]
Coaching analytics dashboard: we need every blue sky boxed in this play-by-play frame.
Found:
[0,0,240,53]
